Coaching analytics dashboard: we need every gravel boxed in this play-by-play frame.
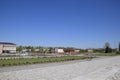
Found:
[0,56,120,80]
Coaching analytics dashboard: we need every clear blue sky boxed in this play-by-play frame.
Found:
[0,0,120,48]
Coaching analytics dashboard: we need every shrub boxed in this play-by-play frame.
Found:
[116,51,120,54]
[0,56,86,67]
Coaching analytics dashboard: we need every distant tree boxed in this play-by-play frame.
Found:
[104,42,112,53]
[79,49,87,53]
[118,42,120,51]
[116,42,120,54]
[48,47,54,53]
[94,48,104,53]
[31,47,35,52]
[26,46,30,49]
[39,48,43,53]
[16,46,23,52]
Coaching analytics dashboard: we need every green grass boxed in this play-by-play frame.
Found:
[0,54,19,57]
[0,56,86,67]
[91,53,119,56]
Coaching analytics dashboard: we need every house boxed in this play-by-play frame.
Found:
[74,49,80,53]
[51,48,64,53]
[88,49,93,53]
[64,48,74,54]
[64,48,80,54]
[0,42,16,54]
[35,48,40,52]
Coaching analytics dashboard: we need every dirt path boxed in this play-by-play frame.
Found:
[0,56,120,80]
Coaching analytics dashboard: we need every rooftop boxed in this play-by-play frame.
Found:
[0,42,16,45]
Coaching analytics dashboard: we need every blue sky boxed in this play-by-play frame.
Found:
[0,0,120,48]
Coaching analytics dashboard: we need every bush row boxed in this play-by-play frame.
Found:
[0,56,85,67]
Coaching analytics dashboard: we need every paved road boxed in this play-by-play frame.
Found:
[0,56,120,80]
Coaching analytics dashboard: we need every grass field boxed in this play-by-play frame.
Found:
[0,56,86,67]
[91,52,119,56]
[0,52,119,67]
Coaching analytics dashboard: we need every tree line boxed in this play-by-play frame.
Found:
[16,42,120,54]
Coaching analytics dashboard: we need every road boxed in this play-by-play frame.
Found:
[0,56,120,80]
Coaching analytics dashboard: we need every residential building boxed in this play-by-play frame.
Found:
[0,42,16,54]
[35,48,40,52]
[88,49,93,53]
[74,49,80,53]
[51,48,64,53]
[64,48,74,54]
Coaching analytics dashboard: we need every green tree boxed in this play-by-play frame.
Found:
[16,46,23,52]
[48,47,54,53]
[94,48,104,53]
[116,42,120,54]
[31,47,35,52]
[118,42,120,52]
[79,49,87,53]
[105,42,112,53]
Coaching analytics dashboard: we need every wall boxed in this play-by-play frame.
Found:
[55,49,64,53]
[0,44,16,53]
[0,44,3,54]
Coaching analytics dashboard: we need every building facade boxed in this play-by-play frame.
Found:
[0,42,16,54]
[74,49,80,53]
[88,49,93,53]
[51,48,64,53]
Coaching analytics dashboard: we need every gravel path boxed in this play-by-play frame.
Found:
[0,56,120,80]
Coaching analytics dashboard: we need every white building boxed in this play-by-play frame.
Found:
[88,49,93,53]
[0,42,16,54]
[51,48,64,53]
[74,49,80,53]
[35,49,40,52]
